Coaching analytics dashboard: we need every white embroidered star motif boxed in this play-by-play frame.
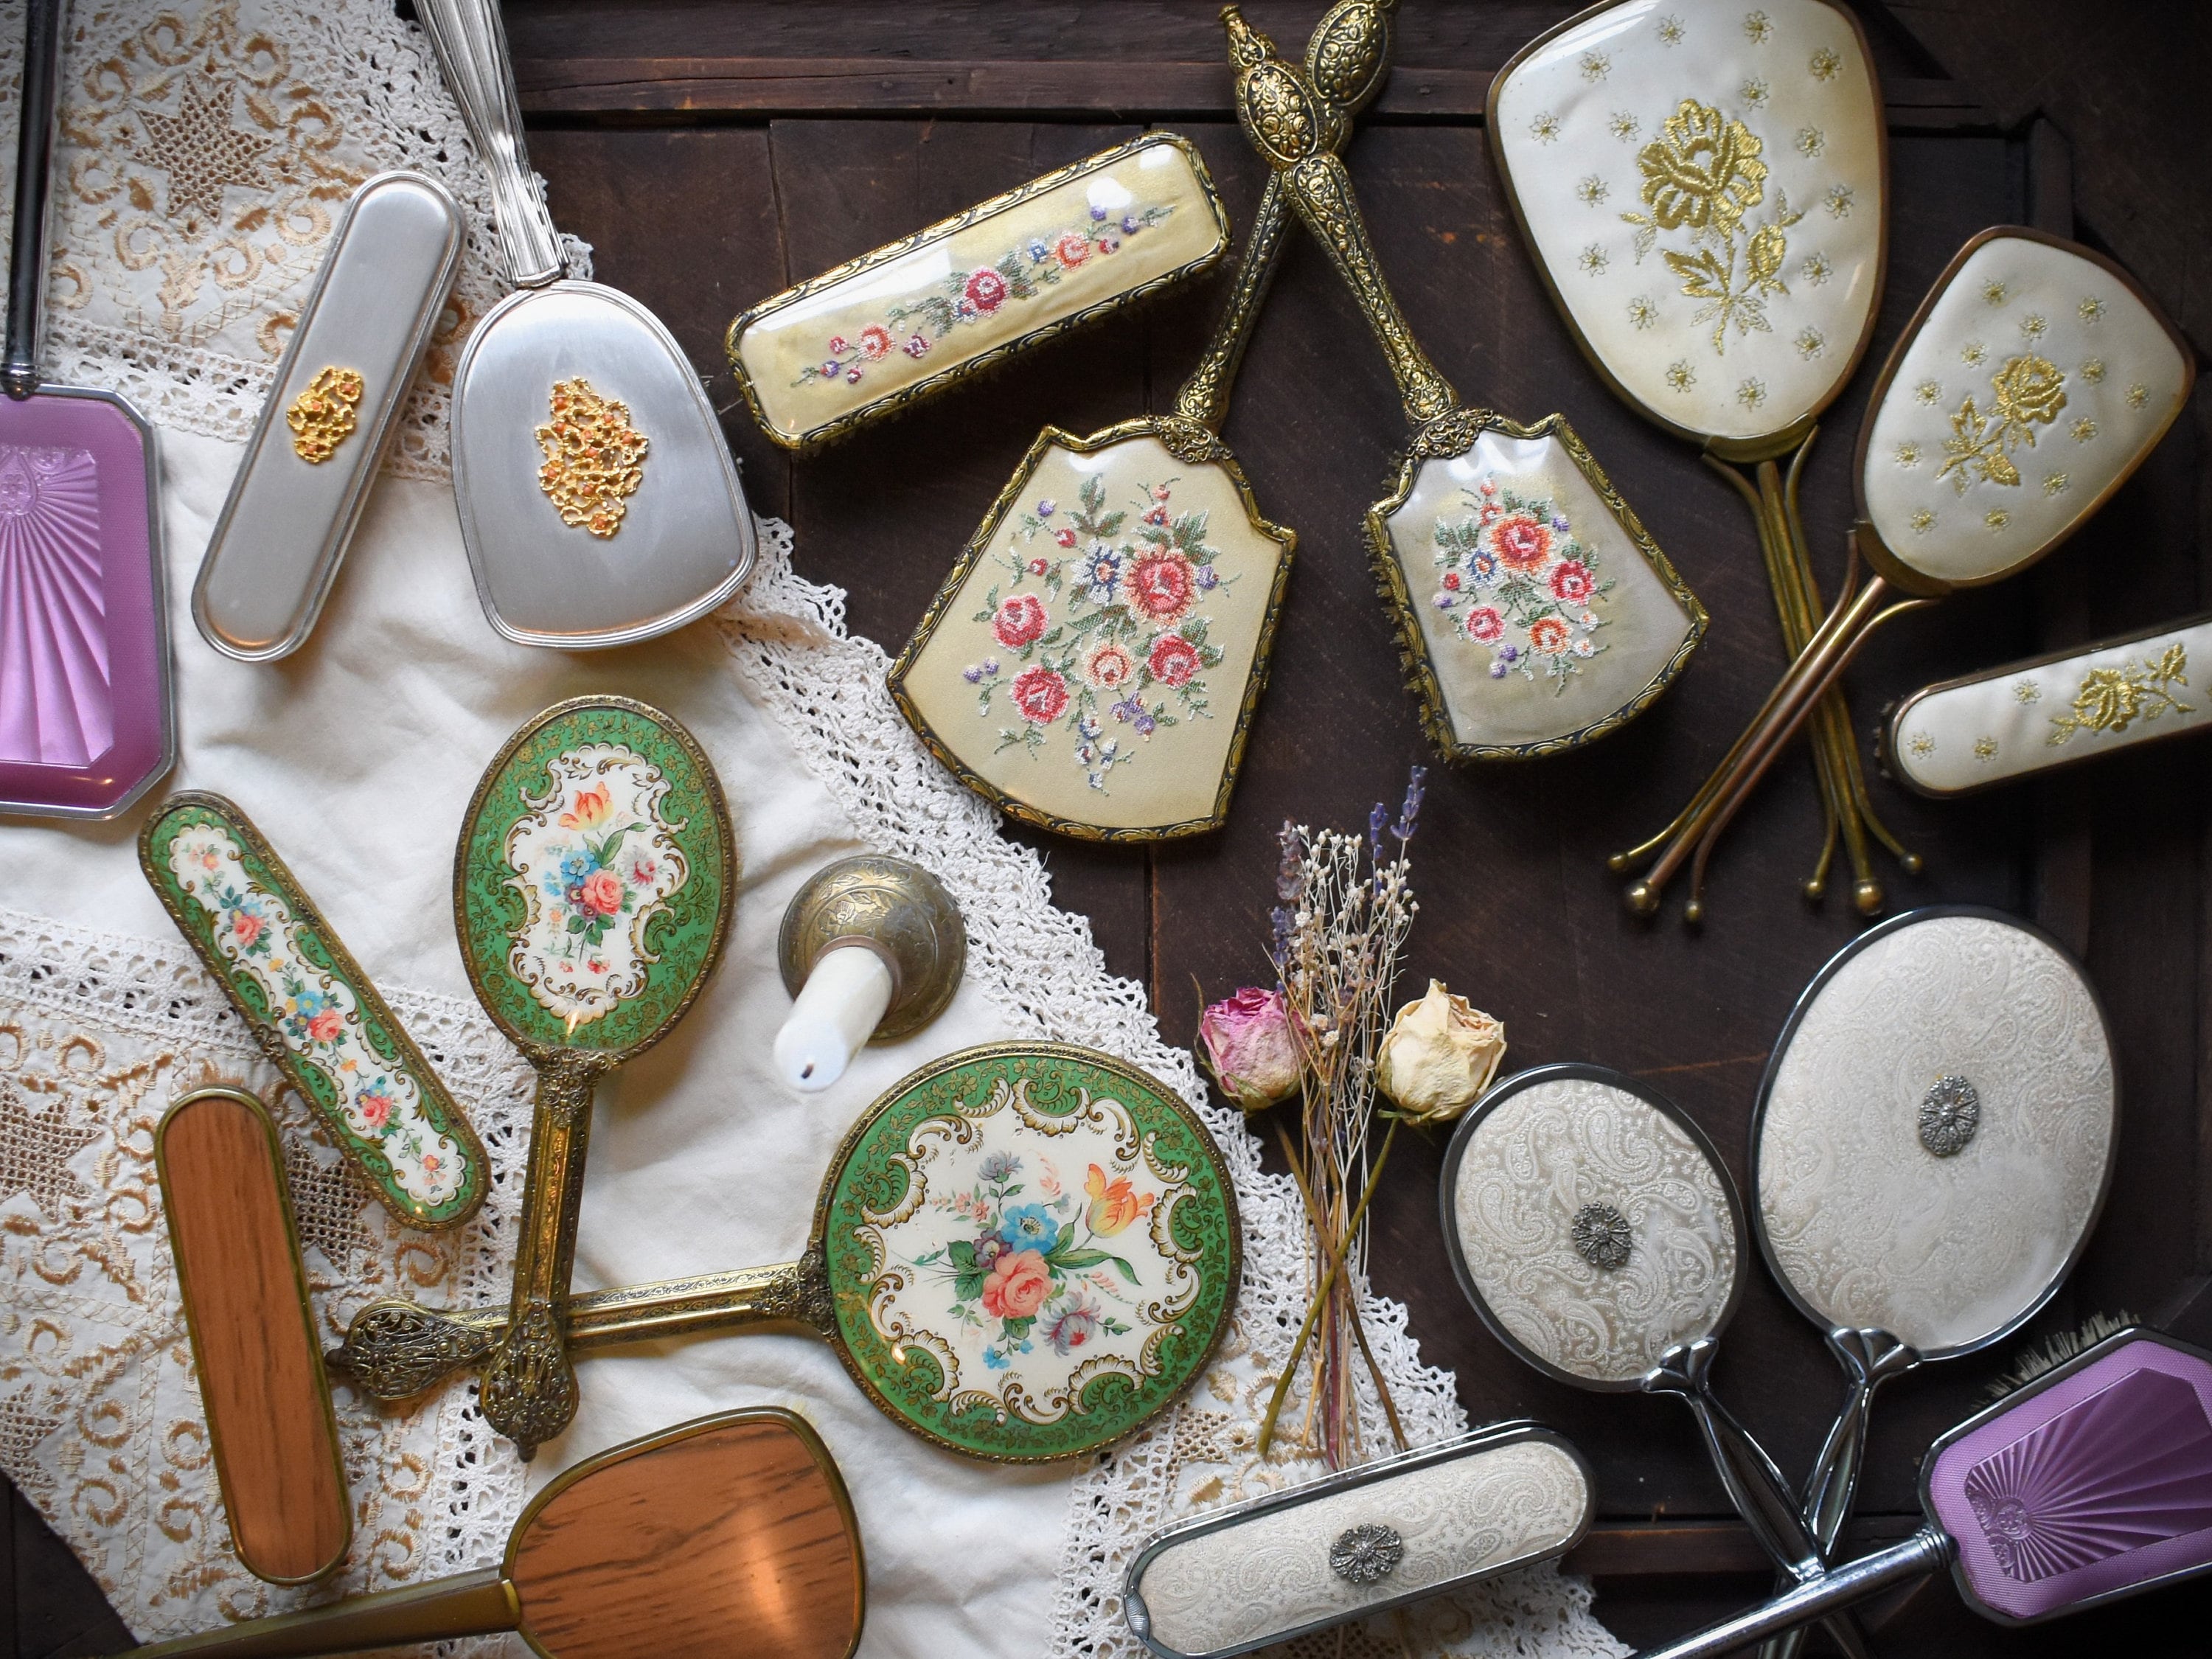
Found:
[129,77,275,222]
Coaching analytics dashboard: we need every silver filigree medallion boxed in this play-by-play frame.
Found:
[1919,1074,1980,1157]
[1329,1522,1404,1585]
[1571,1201,1632,1270]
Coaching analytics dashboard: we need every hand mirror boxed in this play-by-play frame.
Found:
[1491,0,1913,910]
[112,1407,864,1659]
[1225,9,1707,763]
[891,0,1397,839]
[1441,1062,1871,1658]
[1635,1329,2212,1658]
[337,1042,1241,1463]
[1752,907,2116,1592]
[1624,227,2194,919]
[459,696,736,1456]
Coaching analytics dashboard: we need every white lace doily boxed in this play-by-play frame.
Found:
[0,1,1624,1653]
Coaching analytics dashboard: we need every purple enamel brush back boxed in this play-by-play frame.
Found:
[0,390,164,815]
[1927,1335,2212,1621]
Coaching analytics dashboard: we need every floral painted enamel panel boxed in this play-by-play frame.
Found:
[822,1045,1238,1461]
[1377,421,1703,758]
[893,424,1290,838]
[728,136,1229,449]
[140,794,485,1227]
[456,700,733,1056]
[1492,0,1886,442]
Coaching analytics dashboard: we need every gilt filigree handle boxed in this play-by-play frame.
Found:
[1224,7,1455,431]
[478,1046,609,1457]
[330,1254,832,1402]
[1174,0,1400,433]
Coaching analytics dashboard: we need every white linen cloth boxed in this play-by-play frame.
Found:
[0,2,1624,1653]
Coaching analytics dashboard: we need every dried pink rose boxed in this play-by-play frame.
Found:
[1199,986,1302,1112]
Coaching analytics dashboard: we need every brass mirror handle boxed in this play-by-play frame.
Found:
[1225,7,1455,431]
[477,1048,610,1458]
[110,1566,519,1659]
[331,1258,825,1403]
[1174,0,1401,430]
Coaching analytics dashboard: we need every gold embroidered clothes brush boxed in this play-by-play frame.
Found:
[1489,0,1913,914]
[889,0,1401,839]
[1885,611,2212,796]
[1618,227,2192,922]
[107,1408,866,1659]
[1225,8,1707,762]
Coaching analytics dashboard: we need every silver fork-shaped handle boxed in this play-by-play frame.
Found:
[412,0,564,287]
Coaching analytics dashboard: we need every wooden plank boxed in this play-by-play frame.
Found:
[515,56,1986,127]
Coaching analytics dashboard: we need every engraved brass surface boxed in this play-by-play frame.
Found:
[776,855,967,1044]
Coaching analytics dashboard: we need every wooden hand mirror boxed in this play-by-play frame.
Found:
[338,1043,1240,1463]
[112,1408,863,1659]
[460,696,735,1456]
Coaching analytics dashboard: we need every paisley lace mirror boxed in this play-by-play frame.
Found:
[1751,905,2118,1585]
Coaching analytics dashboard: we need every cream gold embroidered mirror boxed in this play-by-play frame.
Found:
[1492,0,1912,911]
[891,0,1403,839]
[1225,9,1707,762]
[1620,227,2192,920]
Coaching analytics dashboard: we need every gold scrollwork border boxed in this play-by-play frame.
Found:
[1366,409,1708,763]
[724,133,1234,453]
[887,414,1295,843]
[804,1040,1243,1465]
[1485,0,1891,462]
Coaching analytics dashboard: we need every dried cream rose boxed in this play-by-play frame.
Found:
[1375,981,1506,1122]
[1199,986,1303,1112]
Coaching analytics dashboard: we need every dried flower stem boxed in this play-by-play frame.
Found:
[1273,1121,1407,1453]
[1257,1117,1401,1458]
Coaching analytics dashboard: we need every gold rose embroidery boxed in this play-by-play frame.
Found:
[2047,643,2192,745]
[1619,100,1802,352]
[285,366,364,463]
[1935,355,2066,493]
[535,378,650,538]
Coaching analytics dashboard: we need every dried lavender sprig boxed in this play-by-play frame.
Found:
[1393,765,1426,844]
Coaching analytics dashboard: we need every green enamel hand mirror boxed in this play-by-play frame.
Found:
[459,695,735,1456]
[336,1043,1241,1463]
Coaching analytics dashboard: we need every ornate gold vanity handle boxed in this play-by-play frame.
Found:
[331,1253,832,1403]
[1224,6,1455,431]
[1174,0,1401,431]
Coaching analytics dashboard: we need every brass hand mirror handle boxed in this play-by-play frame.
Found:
[1224,6,1455,431]
[1175,0,1400,433]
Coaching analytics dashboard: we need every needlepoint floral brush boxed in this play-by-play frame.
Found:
[891,0,1401,841]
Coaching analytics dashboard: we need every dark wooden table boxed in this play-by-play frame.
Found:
[11,2,2210,1653]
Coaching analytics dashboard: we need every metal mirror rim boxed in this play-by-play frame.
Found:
[502,1404,866,1659]
[450,693,737,1061]
[1484,0,1892,462]
[1747,902,2121,1363]
[1120,1421,1596,1659]
[451,279,759,651]
[1438,1060,1750,1394]
[1848,225,2197,594]
[804,1040,1243,1463]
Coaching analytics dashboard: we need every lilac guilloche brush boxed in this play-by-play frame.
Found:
[0,0,171,818]
[1635,1326,2212,1657]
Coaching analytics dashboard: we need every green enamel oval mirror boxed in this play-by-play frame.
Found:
[458,695,737,1456]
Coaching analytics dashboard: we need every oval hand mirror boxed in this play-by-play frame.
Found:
[1441,1063,1872,1658]
[1752,905,2117,1576]
[1625,227,2194,918]
[117,1408,864,1659]
[338,1042,1241,1464]
[458,695,736,1457]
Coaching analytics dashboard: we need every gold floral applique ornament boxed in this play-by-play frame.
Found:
[1936,353,2066,490]
[535,377,650,538]
[2051,644,2192,742]
[285,366,365,463]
